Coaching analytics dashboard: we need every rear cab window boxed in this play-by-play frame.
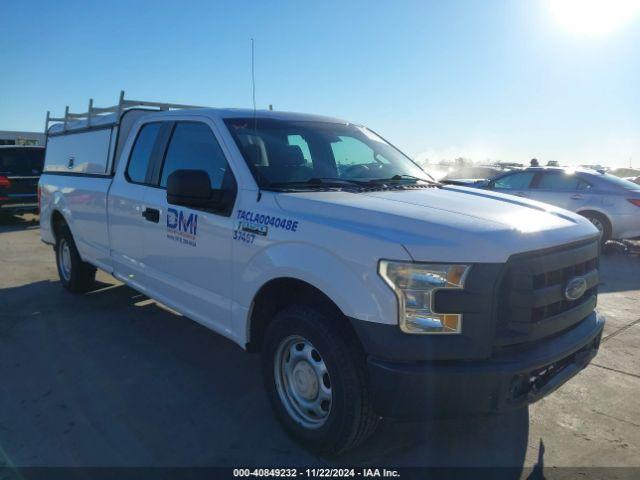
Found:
[126,123,162,184]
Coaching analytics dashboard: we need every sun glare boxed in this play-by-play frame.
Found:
[549,0,640,36]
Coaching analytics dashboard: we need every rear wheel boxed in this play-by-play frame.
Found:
[55,225,96,293]
[580,211,611,244]
[262,305,379,454]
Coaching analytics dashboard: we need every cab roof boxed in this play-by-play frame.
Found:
[157,107,349,124]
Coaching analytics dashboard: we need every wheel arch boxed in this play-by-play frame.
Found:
[576,208,612,241]
[50,209,68,239]
[234,242,401,350]
[575,208,612,228]
[246,277,360,353]
[47,186,77,242]
[575,207,610,220]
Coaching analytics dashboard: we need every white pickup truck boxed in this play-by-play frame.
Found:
[40,94,604,453]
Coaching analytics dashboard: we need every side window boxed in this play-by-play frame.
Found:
[127,123,161,183]
[493,171,535,190]
[160,122,231,190]
[534,172,580,190]
[577,179,592,190]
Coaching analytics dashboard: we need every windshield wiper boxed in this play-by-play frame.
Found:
[307,177,374,186]
[370,174,440,185]
[265,175,439,192]
[266,177,373,190]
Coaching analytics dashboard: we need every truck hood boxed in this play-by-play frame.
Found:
[274,185,599,263]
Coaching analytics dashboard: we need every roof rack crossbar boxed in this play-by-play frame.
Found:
[90,106,119,114]
[45,90,206,134]
[121,99,202,110]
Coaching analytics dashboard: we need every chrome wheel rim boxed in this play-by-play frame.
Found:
[274,335,332,429]
[58,239,72,282]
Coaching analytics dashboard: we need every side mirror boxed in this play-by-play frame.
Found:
[167,169,214,208]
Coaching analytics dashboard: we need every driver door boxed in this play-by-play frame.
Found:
[140,119,238,336]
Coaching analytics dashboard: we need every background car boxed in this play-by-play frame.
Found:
[438,165,518,186]
[0,145,45,217]
[480,167,640,243]
[623,176,640,186]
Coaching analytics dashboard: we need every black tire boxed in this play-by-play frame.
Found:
[262,304,379,455]
[55,225,96,293]
[580,211,612,245]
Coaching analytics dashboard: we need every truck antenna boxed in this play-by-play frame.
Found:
[251,38,262,203]
[251,38,257,121]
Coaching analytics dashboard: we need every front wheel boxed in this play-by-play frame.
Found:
[262,305,379,454]
[581,212,611,245]
[55,226,96,293]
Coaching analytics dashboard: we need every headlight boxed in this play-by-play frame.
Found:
[379,261,470,334]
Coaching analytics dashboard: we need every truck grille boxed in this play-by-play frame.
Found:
[495,239,599,347]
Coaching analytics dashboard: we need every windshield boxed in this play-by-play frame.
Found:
[224,118,432,188]
[0,148,44,175]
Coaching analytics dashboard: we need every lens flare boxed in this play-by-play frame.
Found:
[549,0,640,36]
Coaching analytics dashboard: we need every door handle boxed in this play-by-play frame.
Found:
[571,194,584,200]
[514,191,527,197]
[142,207,160,223]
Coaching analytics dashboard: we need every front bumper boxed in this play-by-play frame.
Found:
[366,311,604,420]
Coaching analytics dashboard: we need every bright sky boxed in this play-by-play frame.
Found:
[1,0,639,168]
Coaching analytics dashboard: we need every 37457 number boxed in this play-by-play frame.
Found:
[233,230,256,245]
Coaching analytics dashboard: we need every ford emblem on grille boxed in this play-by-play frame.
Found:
[564,276,587,301]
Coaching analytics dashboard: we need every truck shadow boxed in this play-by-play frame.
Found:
[0,279,528,470]
[0,214,39,234]
[337,409,529,469]
[598,253,640,294]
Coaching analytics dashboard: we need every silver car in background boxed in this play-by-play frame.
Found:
[483,167,640,243]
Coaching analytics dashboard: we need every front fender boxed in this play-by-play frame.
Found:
[232,241,410,342]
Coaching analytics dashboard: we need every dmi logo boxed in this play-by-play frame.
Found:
[167,208,198,247]
[167,208,198,235]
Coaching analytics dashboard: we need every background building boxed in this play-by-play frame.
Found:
[0,130,45,146]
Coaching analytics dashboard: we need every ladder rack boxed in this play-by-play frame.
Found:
[45,90,205,134]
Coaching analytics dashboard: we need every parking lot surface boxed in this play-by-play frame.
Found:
[0,215,638,471]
